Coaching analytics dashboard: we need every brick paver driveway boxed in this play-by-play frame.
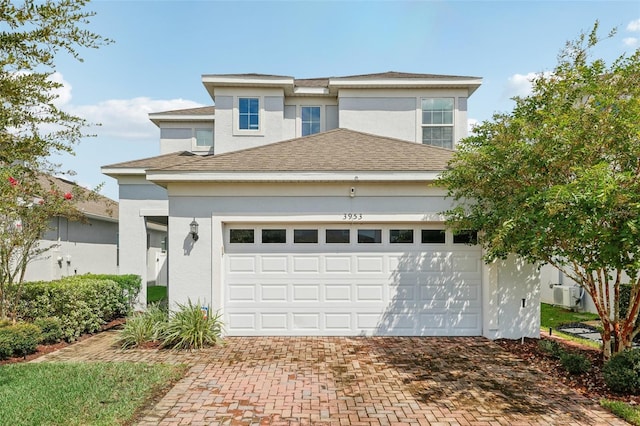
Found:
[35,333,626,425]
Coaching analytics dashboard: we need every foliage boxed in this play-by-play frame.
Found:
[160,300,223,350]
[537,339,563,359]
[601,399,640,425]
[0,0,110,321]
[14,276,127,341]
[117,303,167,349]
[439,22,640,359]
[34,316,63,344]
[559,352,591,375]
[603,349,640,394]
[0,322,41,359]
[0,362,186,425]
[82,273,142,313]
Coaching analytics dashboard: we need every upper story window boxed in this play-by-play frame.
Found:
[239,97,259,130]
[422,98,454,149]
[195,128,213,148]
[301,106,321,136]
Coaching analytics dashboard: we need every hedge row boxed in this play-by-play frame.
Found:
[14,274,141,342]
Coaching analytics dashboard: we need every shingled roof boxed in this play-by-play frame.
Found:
[39,175,118,220]
[102,151,199,171]
[150,129,453,174]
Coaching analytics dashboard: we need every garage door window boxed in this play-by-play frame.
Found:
[453,230,478,245]
[262,229,286,243]
[390,229,413,243]
[294,229,318,243]
[230,229,254,243]
[358,229,382,243]
[326,229,350,243]
[422,229,446,244]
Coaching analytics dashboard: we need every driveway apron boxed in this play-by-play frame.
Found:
[34,333,627,425]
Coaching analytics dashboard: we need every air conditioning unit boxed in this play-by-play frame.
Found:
[553,285,581,308]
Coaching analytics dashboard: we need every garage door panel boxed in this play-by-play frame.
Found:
[357,256,384,272]
[260,285,287,301]
[325,284,351,301]
[293,284,320,301]
[325,257,352,272]
[261,257,288,272]
[228,256,256,273]
[293,256,320,272]
[223,224,482,336]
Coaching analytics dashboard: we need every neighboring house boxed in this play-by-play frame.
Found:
[102,72,539,339]
[22,176,120,282]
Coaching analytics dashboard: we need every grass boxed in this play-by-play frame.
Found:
[540,303,600,329]
[0,362,186,425]
[601,399,640,425]
[147,285,167,304]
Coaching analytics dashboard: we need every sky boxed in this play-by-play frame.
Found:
[48,0,640,200]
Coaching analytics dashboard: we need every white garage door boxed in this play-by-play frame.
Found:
[223,224,482,336]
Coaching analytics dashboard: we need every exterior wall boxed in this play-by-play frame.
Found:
[213,87,289,154]
[482,256,540,339]
[337,88,470,145]
[159,121,214,155]
[163,181,536,339]
[23,217,118,282]
[282,96,339,138]
[540,264,604,314]
[117,177,169,307]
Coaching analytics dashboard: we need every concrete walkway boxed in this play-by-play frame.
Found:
[33,332,627,425]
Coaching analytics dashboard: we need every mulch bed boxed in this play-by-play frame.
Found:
[496,334,640,405]
[0,318,126,366]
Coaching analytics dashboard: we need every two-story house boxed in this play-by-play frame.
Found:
[102,72,539,339]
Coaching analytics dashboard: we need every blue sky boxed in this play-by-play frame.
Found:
[50,0,640,200]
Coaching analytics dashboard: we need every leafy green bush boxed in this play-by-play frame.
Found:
[34,317,63,344]
[0,323,42,359]
[559,352,591,375]
[118,303,168,349]
[160,300,223,350]
[619,284,640,332]
[538,339,563,358]
[82,274,141,314]
[603,349,640,394]
[0,319,11,328]
[15,277,126,341]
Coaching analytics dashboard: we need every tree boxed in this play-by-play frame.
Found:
[439,22,640,359]
[0,0,110,319]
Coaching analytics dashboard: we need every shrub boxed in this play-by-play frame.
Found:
[15,277,125,341]
[559,352,591,375]
[82,274,142,315]
[0,323,42,359]
[160,300,223,350]
[538,339,563,358]
[118,303,168,349]
[603,349,640,394]
[34,317,63,344]
[0,319,11,328]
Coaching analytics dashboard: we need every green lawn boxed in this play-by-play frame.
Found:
[540,303,600,329]
[0,362,186,425]
[601,399,640,425]
[147,285,167,304]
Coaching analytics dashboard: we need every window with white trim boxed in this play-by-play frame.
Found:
[239,97,260,130]
[421,98,454,149]
[195,128,213,148]
[301,106,321,136]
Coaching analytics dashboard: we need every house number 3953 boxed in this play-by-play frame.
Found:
[343,213,363,220]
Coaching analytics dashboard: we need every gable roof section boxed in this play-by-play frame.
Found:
[39,175,118,221]
[101,151,199,176]
[202,71,482,98]
[148,106,215,126]
[146,129,452,184]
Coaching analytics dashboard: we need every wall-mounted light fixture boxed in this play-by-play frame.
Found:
[66,255,72,265]
[190,218,199,241]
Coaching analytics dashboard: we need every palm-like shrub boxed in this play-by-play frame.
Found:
[117,303,168,349]
[160,300,223,350]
